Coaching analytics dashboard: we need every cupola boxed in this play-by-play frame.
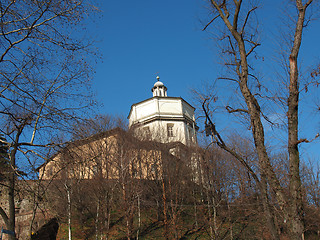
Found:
[152,76,167,97]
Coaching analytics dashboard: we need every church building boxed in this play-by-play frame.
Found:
[128,76,198,145]
[38,76,199,181]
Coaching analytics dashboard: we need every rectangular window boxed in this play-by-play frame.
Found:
[188,127,194,143]
[143,126,151,139]
[167,123,174,137]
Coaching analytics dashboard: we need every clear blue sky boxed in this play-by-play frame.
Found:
[91,0,218,116]
[89,0,320,160]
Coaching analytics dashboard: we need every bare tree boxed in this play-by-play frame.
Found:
[71,114,128,140]
[301,160,320,238]
[0,0,99,238]
[200,0,319,239]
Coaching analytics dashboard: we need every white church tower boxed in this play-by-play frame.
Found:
[128,76,197,145]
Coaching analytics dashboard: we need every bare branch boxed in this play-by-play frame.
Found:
[0,206,9,227]
[246,41,260,57]
[217,77,238,82]
[240,6,258,35]
[225,105,249,114]
[233,0,242,31]
[202,15,219,31]
[202,98,261,186]
[296,133,319,144]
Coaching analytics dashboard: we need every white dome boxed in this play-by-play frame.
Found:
[154,81,164,87]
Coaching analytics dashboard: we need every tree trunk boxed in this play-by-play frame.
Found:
[8,165,15,240]
[161,177,169,240]
[95,200,100,240]
[261,176,280,240]
[286,1,309,238]
[65,182,72,240]
[205,1,314,239]
[136,195,141,240]
[8,132,22,240]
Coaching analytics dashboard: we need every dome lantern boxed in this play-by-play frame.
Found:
[152,76,167,97]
